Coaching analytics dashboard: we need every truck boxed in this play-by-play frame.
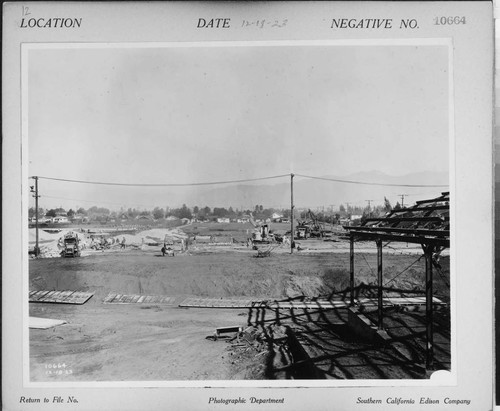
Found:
[62,232,81,257]
[294,209,333,239]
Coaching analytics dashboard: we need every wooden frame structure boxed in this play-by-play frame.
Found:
[344,192,450,368]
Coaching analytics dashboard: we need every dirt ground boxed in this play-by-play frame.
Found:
[29,234,450,382]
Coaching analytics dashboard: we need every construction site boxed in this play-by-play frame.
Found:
[24,41,453,383]
[29,178,450,382]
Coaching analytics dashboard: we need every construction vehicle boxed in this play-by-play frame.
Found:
[295,209,332,239]
[248,213,274,244]
[295,225,309,239]
[62,232,81,257]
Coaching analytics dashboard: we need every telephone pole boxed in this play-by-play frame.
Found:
[365,200,373,217]
[30,176,40,257]
[398,194,407,208]
[290,173,294,254]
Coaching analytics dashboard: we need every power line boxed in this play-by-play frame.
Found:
[34,174,290,187]
[294,174,448,188]
[32,173,449,189]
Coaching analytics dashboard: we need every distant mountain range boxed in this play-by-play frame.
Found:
[181,170,449,209]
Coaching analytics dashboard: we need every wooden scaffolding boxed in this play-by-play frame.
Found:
[344,192,450,368]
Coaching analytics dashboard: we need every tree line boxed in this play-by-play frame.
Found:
[29,197,398,223]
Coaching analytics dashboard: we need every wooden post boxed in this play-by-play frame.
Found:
[425,244,435,369]
[290,173,294,254]
[377,239,383,329]
[350,235,355,306]
[34,176,40,257]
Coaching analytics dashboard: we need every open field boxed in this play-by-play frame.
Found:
[29,225,450,381]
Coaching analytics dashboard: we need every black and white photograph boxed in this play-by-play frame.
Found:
[3,2,494,410]
[25,41,452,383]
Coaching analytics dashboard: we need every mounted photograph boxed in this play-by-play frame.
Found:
[3,1,494,410]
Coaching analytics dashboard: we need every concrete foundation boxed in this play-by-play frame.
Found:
[347,307,391,344]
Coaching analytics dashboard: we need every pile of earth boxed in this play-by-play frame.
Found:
[28,227,188,258]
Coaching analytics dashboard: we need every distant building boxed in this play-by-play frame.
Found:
[53,216,69,224]
[339,217,350,226]
[217,217,230,223]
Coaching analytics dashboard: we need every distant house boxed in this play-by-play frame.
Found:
[217,217,230,223]
[181,218,191,225]
[166,216,179,221]
[272,213,283,221]
[350,215,363,221]
[53,216,69,224]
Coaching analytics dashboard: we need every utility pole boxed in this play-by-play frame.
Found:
[30,176,40,257]
[365,200,373,218]
[290,173,294,254]
[399,194,407,208]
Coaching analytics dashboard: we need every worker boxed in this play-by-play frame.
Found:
[121,237,126,249]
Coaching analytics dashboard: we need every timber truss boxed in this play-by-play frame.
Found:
[343,192,450,369]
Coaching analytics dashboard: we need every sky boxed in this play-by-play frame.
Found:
[27,44,449,210]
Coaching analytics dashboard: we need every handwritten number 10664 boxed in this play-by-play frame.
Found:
[434,16,466,25]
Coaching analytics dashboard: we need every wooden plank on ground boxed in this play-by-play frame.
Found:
[41,290,59,300]
[357,296,444,308]
[29,290,94,305]
[30,290,52,301]
[64,292,94,305]
[178,297,256,308]
[102,293,176,305]
[52,291,76,302]
[103,293,117,303]
[268,300,350,310]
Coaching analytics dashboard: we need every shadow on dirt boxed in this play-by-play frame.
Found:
[242,291,450,380]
